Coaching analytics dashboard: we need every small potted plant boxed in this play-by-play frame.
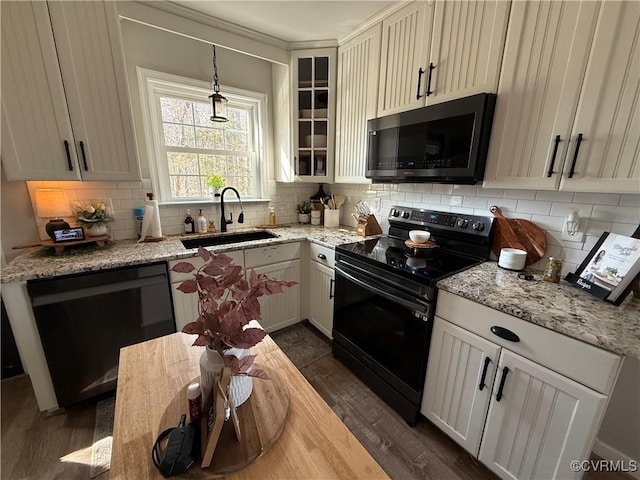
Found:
[74,200,114,236]
[206,174,226,197]
[171,248,296,405]
[297,201,312,224]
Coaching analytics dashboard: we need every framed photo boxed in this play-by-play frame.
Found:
[566,232,640,305]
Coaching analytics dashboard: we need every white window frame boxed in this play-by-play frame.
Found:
[137,67,269,203]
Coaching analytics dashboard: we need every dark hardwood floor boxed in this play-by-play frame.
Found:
[1,322,633,479]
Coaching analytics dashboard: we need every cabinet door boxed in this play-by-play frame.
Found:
[170,282,199,332]
[377,2,434,116]
[1,1,81,181]
[421,317,501,456]
[334,24,381,184]
[308,261,334,338]
[427,0,510,105]
[251,260,301,333]
[291,48,336,183]
[48,1,140,181]
[479,350,607,480]
[560,2,640,193]
[483,1,600,190]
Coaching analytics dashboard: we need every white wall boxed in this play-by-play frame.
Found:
[119,19,275,179]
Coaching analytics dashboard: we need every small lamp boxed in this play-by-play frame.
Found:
[209,44,228,122]
[35,189,71,240]
[565,210,580,236]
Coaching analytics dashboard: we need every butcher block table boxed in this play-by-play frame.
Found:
[111,332,389,479]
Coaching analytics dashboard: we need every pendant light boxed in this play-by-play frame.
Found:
[209,44,228,122]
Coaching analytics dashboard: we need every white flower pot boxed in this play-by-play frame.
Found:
[87,223,108,236]
[199,346,254,407]
[298,213,310,224]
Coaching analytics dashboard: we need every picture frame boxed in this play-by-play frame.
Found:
[565,231,640,305]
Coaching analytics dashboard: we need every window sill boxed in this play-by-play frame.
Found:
[158,198,272,206]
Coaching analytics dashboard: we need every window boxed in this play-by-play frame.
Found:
[138,68,268,202]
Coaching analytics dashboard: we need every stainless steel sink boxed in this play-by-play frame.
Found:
[180,230,278,249]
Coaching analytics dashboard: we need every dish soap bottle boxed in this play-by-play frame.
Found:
[268,207,277,226]
[184,209,195,234]
[196,209,208,233]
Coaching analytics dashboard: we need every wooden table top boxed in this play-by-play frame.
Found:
[111,332,390,479]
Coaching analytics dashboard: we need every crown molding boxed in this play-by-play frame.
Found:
[142,1,289,49]
[289,39,339,50]
[338,1,413,46]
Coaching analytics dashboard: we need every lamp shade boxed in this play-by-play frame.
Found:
[35,189,70,219]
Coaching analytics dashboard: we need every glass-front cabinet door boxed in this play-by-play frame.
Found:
[291,49,336,183]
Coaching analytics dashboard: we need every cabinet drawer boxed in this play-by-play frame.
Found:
[436,291,621,395]
[168,250,244,283]
[244,242,301,269]
[309,243,335,269]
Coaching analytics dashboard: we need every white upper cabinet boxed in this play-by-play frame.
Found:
[377,1,509,117]
[1,1,140,182]
[290,48,337,183]
[334,24,382,184]
[428,0,510,105]
[378,2,433,116]
[484,1,640,193]
[561,2,640,193]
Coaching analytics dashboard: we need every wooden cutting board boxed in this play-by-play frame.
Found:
[490,206,547,266]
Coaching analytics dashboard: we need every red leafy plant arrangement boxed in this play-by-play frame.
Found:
[171,247,297,379]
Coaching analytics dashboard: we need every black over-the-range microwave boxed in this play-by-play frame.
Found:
[366,93,496,184]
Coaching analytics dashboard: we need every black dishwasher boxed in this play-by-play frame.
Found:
[27,262,175,407]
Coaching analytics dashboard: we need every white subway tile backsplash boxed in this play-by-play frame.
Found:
[619,194,640,206]
[573,192,620,206]
[405,192,423,203]
[462,196,488,209]
[549,203,593,218]
[452,185,477,196]
[485,198,517,212]
[534,191,574,202]
[611,223,639,236]
[503,189,536,200]
[476,187,503,198]
[592,205,640,224]
[421,194,442,204]
[584,220,613,236]
[530,214,564,232]
[515,200,552,215]
[431,184,453,195]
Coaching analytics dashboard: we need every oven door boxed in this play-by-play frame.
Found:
[332,261,434,408]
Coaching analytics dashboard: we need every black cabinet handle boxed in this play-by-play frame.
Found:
[64,140,73,171]
[478,356,492,391]
[317,253,327,260]
[329,278,335,299]
[546,135,561,177]
[490,326,520,343]
[568,133,583,179]
[416,67,425,100]
[426,62,435,96]
[79,141,88,171]
[496,366,509,402]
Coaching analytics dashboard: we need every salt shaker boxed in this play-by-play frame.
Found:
[543,257,563,283]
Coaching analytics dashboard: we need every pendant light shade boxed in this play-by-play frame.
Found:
[209,45,228,122]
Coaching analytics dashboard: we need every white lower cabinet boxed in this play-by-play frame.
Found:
[308,260,334,338]
[422,291,620,480]
[168,250,244,332]
[251,260,301,333]
[479,350,606,480]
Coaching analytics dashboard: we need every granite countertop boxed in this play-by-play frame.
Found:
[1,225,377,284]
[437,261,640,359]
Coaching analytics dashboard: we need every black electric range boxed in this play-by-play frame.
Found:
[332,206,495,425]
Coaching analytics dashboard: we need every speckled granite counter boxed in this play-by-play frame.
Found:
[437,261,640,359]
[1,225,377,284]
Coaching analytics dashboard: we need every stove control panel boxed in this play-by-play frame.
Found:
[388,205,493,238]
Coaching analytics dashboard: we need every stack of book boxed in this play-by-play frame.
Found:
[566,232,640,305]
